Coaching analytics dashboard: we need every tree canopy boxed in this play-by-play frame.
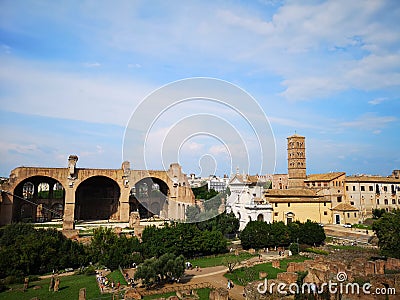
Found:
[372,209,400,258]
[89,227,142,270]
[141,222,227,258]
[134,253,185,287]
[240,220,325,250]
[0,223,86,278]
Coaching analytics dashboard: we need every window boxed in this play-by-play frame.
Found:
[337,196,342,203]
[324,211,328,215]
[346,186,349,191]
[352,186,356,191]
[288,203,291,207]
[384,186,388,192]
[274,212,278,217]
[377,199,380,205]
[354,212,357,217]
[392,199,396,204]
[347,213,350,218]
[324,202,327,207]
[361,186,365,191]
[369,186,373,192]
[350,201,355,205]
[275,203,278,207]
[384,199,388,205]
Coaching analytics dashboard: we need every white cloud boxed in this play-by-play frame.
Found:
[209,145,229,156]
[83,62,101,68]
[339,113,397,131]
[0,56,155,126]
[368,97,387,105]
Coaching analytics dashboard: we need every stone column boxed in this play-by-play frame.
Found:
[119,186,130,222]
[79,288,86,300]
[63,186,76,230]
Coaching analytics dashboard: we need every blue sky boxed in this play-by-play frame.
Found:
[0,0,399,177]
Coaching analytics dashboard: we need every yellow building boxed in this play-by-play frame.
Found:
[331,202,359,225]
[264,188,331,224]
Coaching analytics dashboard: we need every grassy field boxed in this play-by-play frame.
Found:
[107,270,127,285]
[142,288,210,300]
[224,255,309,286]
[0,274,101,300]
[188,252,255,268]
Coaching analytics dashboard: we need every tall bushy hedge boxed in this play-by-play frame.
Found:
[240,220,325,250]
[0,223,87,278]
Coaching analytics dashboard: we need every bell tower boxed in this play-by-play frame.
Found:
[287,134,306,188]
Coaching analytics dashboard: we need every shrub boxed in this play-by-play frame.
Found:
[289,243,299,255]
[304,248,329,255]
[84,266,97,276]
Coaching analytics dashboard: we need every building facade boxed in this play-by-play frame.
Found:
[0,156,195,231]
[226,172,273,230]
[344,175,400,220]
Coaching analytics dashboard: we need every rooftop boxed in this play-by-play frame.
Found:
[332,203,359,211]
[305,172,346,182]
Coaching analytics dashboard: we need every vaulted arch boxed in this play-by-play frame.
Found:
[74,176,120,220]
[130,177,169,218]
[12,176,65,222]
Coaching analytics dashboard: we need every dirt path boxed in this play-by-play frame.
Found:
[39,271,75,279]
[186,267,245,299]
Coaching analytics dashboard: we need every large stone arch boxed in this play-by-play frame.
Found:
[74,176,120,221]
[130,177,169,219]
[12,175,65,222]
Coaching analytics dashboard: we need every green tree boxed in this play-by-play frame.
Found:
[289,243,299,255]
[372,209,400,258]
[240,220,325,250]
[196,212,239,235]
[0,223,87,278]
[89,227,142,269]
[240,221,269,249]
[222,255,242,273]
[372,208,387,219]
[297,220,326,246]
[134,258,157,287]
[134,254,185,287]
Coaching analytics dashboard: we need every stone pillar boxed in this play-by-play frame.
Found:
[365,261,376,275]
[375,260,385,274]
[79,288,86,300]
[63,186,75,230]
[119,186,130,222]
[0,191,14,225]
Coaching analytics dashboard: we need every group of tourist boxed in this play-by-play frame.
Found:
[124,272,136,288]
[96,271,121,292]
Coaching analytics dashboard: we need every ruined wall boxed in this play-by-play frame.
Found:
[0,157,195,229]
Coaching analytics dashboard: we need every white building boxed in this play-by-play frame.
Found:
[207,175,229,193]
[226,172,272,230]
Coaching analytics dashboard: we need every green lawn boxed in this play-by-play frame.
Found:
[107,270,127,285]
[224,255,308,286]
[189,252,255,268]
[351,223,372,230]
[0,274,101,300]
[142,288,210,300]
